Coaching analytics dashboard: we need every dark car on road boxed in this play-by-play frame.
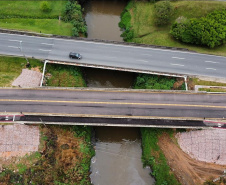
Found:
[69,52,82,59]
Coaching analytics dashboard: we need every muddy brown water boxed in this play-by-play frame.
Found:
[84,0,127,41]
[83,67,136,88]
[90,127,155,185]
[84,0,154,184]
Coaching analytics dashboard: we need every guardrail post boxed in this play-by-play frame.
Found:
[40,60,48,87]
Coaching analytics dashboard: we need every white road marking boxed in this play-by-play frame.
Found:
[137,60,148,63]
[1,33,226,59]
[39,49,51,52]
[206,68,216,70]
[41,43,54,46]
[172,57,185,60]
[171,63,184,66]
[205,61,219,64]
[9,39,21,42]
[8,46,18,49]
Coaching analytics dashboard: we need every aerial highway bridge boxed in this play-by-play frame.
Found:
[0,88,226,128]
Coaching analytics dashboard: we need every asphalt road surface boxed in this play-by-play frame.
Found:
[1,33,226,78]
[1,88,226,119]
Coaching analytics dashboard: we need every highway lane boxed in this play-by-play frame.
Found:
[0,88,226,119]
[0,33,226,78]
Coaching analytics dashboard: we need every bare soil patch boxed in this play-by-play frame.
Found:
[158,133,226,185]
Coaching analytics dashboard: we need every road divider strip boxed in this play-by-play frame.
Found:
[1,99,226,109]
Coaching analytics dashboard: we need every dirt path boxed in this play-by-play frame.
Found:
[158,133,226,185]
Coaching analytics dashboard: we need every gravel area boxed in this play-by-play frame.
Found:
[12,69,42,88]
[177,129,226,165]
[0,124,39,160]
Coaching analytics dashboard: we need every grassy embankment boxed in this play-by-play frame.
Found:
[141,128,181,185]
[0,0,72,36]
[0,56,42,86]
[191,78,226,92]
[0,125,94,185]
[120,1,226,56]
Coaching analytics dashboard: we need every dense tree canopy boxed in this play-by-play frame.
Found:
[171,9,226,48]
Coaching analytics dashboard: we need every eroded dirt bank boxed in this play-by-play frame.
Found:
[158,133,226,185]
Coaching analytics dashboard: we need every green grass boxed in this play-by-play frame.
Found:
[192,78,226,86]
[0,56,43,87]
[0,0,73,36]
[0,18,73,36]
[0,1,66,18]
[141,128,180,185]
[199,88,226,92]
[130,1,226,56]
[45,63,86,87]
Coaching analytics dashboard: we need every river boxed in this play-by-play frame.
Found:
[84,0,127,41]
[83,0,154,184]
[90,127,155,185]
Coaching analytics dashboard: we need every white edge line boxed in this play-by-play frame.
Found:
[206,68,216,70]
[1,33,226,59]
[41,43,54,46]
[205,61,219,64]
[137,60,148,63]
[39,49,51,52]
[171,63,184,66]
[9,40,21,42]
[172,57,185,60]
[8,46,18,49]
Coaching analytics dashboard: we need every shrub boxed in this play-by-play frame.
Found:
[207,9,226,26]
[120,27,134,42]
[40,1,52,13]
[171,17,226,48]
[134,74,176,90]
[118,0,134,41]
[171,9,226,48]
[154,1,173,26]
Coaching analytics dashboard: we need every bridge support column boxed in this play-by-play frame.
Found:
[184,76,188,91]
[40,60,48,87]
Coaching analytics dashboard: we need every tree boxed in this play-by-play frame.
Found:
[154,1,173,26]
